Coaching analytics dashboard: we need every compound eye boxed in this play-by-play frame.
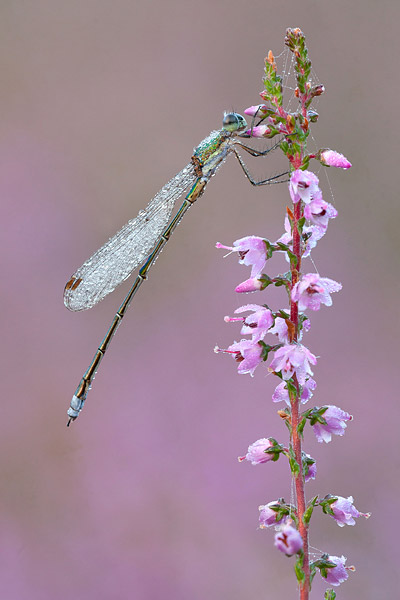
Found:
[222,112,247,132]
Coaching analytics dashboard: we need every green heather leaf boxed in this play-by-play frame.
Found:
[288,251,298,269]
[280,140,289,154]
[321,503,335,516]
[276,241,290,252]
[297,417,306,436]
[324,560,338,569]
[294,557,306,584]
[266,245,274,260]
[309,563,317,586]
[297,129,308,143]
[326,496,337,505]
[274,276,290,289]
[288,447,300,476]
[292,141,301,155]
[258,341,272,361]
[324,590,336,600]
[286,379,297,396]
[303,506,313,525]
[308,495,319,508]
[303,498,317,525]
[259,274,272,289]
[297,216,306,232]
[284,419,292,434]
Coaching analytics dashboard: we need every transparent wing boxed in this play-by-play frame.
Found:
[64,163,197,311]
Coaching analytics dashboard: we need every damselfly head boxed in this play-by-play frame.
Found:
[222,112,247,133]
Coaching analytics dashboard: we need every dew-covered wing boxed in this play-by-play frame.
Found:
[64,163,196,311]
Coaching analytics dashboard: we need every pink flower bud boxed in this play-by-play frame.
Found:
[319,149,352,169]
[245,125,272,138]
[244,104,268,118]
[238,438,274,465]
[235,277,263,293]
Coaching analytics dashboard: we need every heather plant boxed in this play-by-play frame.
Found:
[215,28,369,599]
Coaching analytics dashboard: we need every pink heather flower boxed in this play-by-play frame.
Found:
[216,236,267,277]
[244,104,268,118]
[259,501,287,528]
[324,556,349,586]
[304,196,338,232]
[289,169,321,204]
[272,381,290,404]
[215,339,263,376]
[269,312,310,343]
[274,524,303,556]
[303,223,323,256]
[245,124,272,137]
[269,313,310,345]
[224,304,273,342]
[235,277,263,293]
[320,149,352,169]
[238,438,274,465]
[268,343,317,385]
[330,496,369,527]
[304,453,317,482]
[276,216,292,247]
[272,378,316,405]
[276,217,319,258]
[292,273,342,311]
[312,405,352,443]
[300,377,316,402]
[269,317,289,344]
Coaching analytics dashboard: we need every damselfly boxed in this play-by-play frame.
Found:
[64,112,285,424]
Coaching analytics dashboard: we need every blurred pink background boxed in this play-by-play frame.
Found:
[1,1,398,598]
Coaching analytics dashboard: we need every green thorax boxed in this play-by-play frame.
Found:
[193,129,229,166]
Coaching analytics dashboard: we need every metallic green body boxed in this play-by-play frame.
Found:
[193,130,228,166]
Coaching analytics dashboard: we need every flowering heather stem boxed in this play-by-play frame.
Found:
[217,27,360,598]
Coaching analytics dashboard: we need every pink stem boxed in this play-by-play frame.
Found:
[290,200,310,600]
